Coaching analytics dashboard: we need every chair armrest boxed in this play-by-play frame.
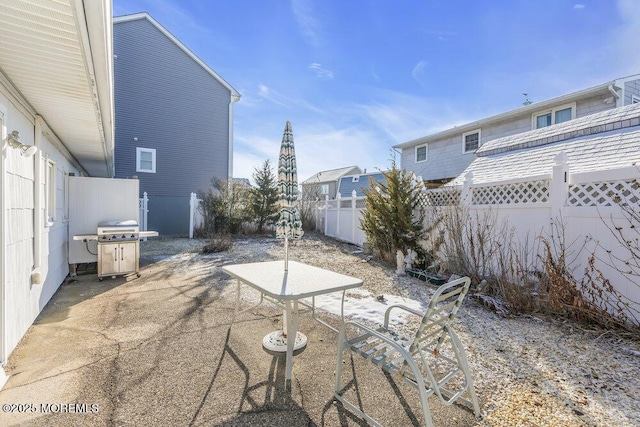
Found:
[383,304,424,328]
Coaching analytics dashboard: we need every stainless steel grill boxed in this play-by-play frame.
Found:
[96,220,140,280]
[97,219,140,241]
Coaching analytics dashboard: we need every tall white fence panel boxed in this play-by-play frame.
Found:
[314,156,639,314]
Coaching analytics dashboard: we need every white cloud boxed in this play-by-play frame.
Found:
[574,4,585,9]
[308,63,334,79]
[256,84,291,108]
[291,0,320,47]
[411,60,429,89]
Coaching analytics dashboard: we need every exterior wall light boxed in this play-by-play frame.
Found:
[5,131,38,158]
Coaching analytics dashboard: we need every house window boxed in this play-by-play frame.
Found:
[320,184,329,195]
[462,129,481,153]
[352,176,360,183]
[632,95,640,104]
[136,147,156,173]
[45,159,56,225]
[533,103,575,129]
[415,145,427,162]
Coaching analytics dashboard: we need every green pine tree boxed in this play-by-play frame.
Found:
[360,161,425,263]
[251,159,279,234]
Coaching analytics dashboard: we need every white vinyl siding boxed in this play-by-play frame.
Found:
[533,103,576,129]
[136,147,156,173]
[462,129,481,153]
[415,144,427,162]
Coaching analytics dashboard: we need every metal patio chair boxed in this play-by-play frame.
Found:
[334,276,481,427]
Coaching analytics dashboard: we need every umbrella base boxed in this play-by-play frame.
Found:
[262,330,307,356]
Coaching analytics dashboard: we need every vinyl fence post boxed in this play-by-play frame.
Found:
[189,192,197,239]
[140,192,149,241]
[550,152,569,222]
[351,190,357,244]
[461,171,474,207]
[324,194,329,236]
[336,192,342,240]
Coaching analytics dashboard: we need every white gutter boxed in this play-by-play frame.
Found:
[31,118,43,285]
[228,93,241,180]
[71,0,113,177]
[608,84,621,107]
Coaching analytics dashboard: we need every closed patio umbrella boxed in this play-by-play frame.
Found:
[263,121,306,355]
[276,120,303,272]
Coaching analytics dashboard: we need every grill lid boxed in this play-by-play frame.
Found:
[97,219,138,228]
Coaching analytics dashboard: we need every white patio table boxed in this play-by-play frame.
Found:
[222,260,363,381]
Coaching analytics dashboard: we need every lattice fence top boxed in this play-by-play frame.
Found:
[418,188,461,207]
[568,179,640,207]
[472,179,550,205]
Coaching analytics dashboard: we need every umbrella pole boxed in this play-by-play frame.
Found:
[284,234,289,272]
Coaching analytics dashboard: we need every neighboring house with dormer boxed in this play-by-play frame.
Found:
[337,171,387,197]
[113,13,240,236]
[449,102,640,187]
[301,166,362,200]
[394,74,640,185]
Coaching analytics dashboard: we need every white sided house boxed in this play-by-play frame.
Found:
[0,0,114,387]
[395,74,640,185]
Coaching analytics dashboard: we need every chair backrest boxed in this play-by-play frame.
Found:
[408,276,471,355]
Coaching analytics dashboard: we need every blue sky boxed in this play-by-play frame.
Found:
[113,0,640,184]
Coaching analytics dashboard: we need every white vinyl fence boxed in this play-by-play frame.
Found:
[314,154,640,313]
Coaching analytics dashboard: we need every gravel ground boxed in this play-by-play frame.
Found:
[141,233,640,427]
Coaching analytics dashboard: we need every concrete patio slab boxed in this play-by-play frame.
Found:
[0,252,478,426]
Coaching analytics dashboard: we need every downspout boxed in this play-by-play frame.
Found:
[31,117,43,285]
[608,85,621,108]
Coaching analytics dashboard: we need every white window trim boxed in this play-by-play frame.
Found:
[461,129,481,154]
[415,144,428,163]
[136,147,156,173]
[632,94,640,104]
[320,184,329,195]
[352,176,360,182]
[531,102,576,129]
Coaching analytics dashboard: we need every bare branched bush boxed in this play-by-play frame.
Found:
[538,219,639,330]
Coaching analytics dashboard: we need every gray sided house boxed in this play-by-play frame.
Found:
[301,166,362,200]
[395,74,640,184]
[337,172,387,198]
[113,13,240,235]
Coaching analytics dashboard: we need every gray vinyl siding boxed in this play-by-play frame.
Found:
[402,92,619,181]
[624,79,640,105]
[114,18,231,199]
[338,173,386,197]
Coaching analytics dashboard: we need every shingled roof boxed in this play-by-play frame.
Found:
[450,103,640,185]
